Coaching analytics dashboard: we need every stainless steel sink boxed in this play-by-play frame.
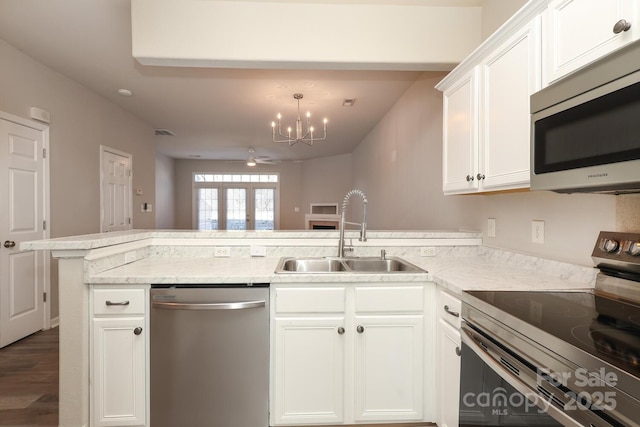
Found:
[275,256,425,273]
[278,258,347,273]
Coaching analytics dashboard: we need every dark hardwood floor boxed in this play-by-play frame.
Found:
[0,328,58,426]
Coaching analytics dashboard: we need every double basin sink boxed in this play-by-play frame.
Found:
[275,256,426,274]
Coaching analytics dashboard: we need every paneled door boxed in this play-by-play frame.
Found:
[0,116,48,348]
[100,146,132,232]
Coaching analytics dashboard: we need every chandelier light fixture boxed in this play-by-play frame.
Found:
[271,93,328,146]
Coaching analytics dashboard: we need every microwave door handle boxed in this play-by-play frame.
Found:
[151,300,266,310]
[460,325,583,427]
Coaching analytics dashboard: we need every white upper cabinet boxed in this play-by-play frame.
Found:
[479,17,542,191]
[441,16,541,195]
[543,0,639,85]
[442,68,480,194]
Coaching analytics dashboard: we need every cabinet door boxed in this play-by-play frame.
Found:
[353,315,424,422]
[544,0,638,85]
[442,68,479,194]
[480,17,541,191]
[272,316,345,425]
[438,319,461,427]
[92,317,146,427]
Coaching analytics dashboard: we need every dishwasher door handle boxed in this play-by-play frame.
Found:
[152,300,266,311]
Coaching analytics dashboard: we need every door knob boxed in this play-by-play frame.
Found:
[3,241,16,249]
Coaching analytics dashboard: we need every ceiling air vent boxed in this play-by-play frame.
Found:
[342,98,356,107]
[155,129,175,136]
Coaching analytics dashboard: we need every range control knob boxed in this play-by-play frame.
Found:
[602,239,620,253]
[625,241,640,257]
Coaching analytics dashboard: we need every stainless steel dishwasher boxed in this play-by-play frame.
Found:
[150,284,269,427]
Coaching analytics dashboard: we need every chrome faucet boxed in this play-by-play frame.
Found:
[338,189,367,257]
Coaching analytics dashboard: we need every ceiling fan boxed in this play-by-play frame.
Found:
[246,148,277,166]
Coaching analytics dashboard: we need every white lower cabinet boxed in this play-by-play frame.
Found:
[438,320,461,427]
[91,286,148,427]
[273,316,346,424]
[437,289,462,427]
[271,283,433,426]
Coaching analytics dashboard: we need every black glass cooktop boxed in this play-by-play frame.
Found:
[465,290,640,379]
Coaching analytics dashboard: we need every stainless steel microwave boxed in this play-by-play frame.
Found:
[531,39,640,194]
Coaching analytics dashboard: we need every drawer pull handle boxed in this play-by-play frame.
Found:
[134,327,143,336]
[444,305,460,318]
[106,300,130,306]
[455,346,462,356]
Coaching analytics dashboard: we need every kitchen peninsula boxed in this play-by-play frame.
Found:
[22,229,596,427]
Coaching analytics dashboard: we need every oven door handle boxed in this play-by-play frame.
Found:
[460,322,583,427]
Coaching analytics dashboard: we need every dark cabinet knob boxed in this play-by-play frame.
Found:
[134,327,143,335]
[3,240,16,248]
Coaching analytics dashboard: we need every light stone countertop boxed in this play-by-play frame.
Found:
[22,229,482,251]
[26,229,596,295]
[89,249,597,296]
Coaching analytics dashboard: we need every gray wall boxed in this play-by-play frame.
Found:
[155,153,176,229]
[346,71,636,267]
[0,40,157,320]
[481,0,529,41]
[173,159,305,230]
[301,154,353,222]
[352,72,481,232]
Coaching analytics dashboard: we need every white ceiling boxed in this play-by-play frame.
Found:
[0,0,481,162]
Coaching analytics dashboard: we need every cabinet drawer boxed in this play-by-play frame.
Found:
[354,286,424,313]
[275,287,345,313]
[93,288,146,315]
[439,290,461,329]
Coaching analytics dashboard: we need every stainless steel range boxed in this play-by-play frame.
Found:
[459,231,640,427]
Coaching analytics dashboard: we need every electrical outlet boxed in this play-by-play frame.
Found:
[420,247,436,257]
[124,250,137,264]
[532,220,545,244]
[250,245,267,257]
[214,246,231,257]
[487,218,496,238]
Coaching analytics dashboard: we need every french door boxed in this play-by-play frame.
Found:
[196,184,277,230]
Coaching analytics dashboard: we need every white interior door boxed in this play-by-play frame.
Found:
[100,146,132,232]
[0,117,48,348]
